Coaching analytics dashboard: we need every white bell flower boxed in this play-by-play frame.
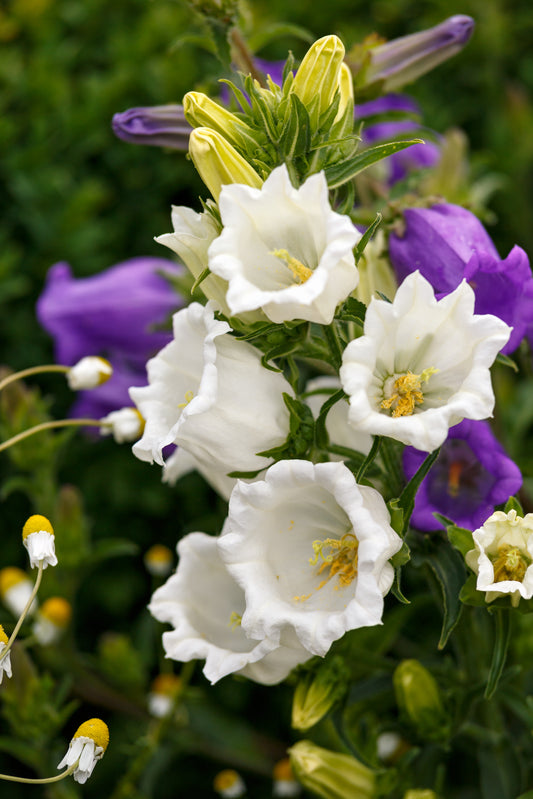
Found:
[130,302,292,480]
[208,164,361,324]
[149,532,312,685]
[304,376,372,458]
[340,271,511,452]
[218,460,402,658]
[466,509,533,607]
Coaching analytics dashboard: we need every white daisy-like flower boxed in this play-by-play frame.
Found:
[218,460,402,658]
[22,515,58,569]
[304,376,372,458]
[149,531,312,685]
[0,625,13,683]
[57,718,109,784]
[340,271,511,452]
[213,769,246,798]
[32,597,72,645]
[208,164,361,324]
[130,302,292,481]
[0,567,38,616]
[100,407,145,443]
[466,509,533,607]
[67,356,112,390]
[147,674,182,718]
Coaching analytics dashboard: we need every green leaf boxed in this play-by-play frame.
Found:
[354,212,382,263]
[336,296,367,324]
[459,573,488,607]
[325,139,424,188]
[190,266,211,294]
[279,92,311,161]
[391,567,410,604]
[421,542,466,649]
[356,435,382,483]
[485,609,512,699]
[433,514,475,557]
[390,541,410,568]
[495,352,519,372]
[315,388,346,448]
[397,448,440,537]
[504,495,523,515]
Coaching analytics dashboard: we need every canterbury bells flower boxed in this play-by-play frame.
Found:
[340,272,511,452]
[130,302,292,481]
[466,509,533,607]
[208,164,361,324]
[57,719,109,784]
[22,515,58,569]
[149,532,311,684]
[218,460,402,657]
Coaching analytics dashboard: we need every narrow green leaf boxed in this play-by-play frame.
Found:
[356,435,382,483]
[398,448,440,537]
[485,609,512,699]
[422,542,466,649]
[504,495,524,515]
[391,567,410,604]
[354,213,382,263]
[325,139,424,188]
[315,388,346,448]
[434,514,475,557]
[496,352,519,372]
[227,468,265,479]
[191,266,211,294]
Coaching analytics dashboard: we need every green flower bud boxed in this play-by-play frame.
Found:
[291,35,345,121]
[393,660,449,741]
[289,740,375,799]
[404,791,439,799]
[189,128,263,200]
[183,92,257,151]
[292,656,349,731]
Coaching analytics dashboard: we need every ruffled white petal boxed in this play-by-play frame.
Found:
[23,531,58,569]
[0,643,12,683]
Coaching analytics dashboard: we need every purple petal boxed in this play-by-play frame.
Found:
[112,105,192,149]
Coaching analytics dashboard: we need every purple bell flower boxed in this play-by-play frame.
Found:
[37,257,183,418]
[112,105,192,150]
[404,419,522,532]
[389,203,533,353]
[356,94,440,184]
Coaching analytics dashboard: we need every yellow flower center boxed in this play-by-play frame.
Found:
[22,514,54,540]
[214,769,242,792]
[229,611,242,629]
[74,719,109,752]
[271,248,313,284]
[447,461,463,497]
[151,673,182,697]
[273,758,295,782]
[309,532,359,590]
[492,545,530,583]
[40,597,72,627]
[381,367,438,418]
[0,624,8,645]
[145,544,173,565]
[0,567,29,595]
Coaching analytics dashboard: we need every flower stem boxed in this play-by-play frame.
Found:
[356,435,382,482]
[0,365,69,392]
[0,760,78,783]
[0,418,102,453]
[229,28,267,87]
[0,561,43,663]
[322,323,345,369]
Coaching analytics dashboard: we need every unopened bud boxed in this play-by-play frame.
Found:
[100,407,145,443]
[393,659,449,740]
[189,127,262,200]
[291,35,346,121]
[112,104,191,150]
[289,740,375,799]
[404,791,439,799]
[67,356,112,390]
[144,544,173,577]
[273,758,301,796]
[183,92,257,151]
[213,769,246,798]
[292,657,349,730]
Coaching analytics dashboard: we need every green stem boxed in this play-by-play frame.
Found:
[0,418,102,453]
[0,561,43,662]
[0,761,78,783]
[229,28,266,86]
[322,323,345,369]
[0,365,69,392]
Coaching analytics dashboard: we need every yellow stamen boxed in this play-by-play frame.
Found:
[73,719,109,752]
[22,514,54,541]
[310,533,359,590]
[293,593,312,602]
[381,367,438,418]
[492,545,530,583]
[271,248,313,284]
[229,611,242,629]
[177,390,194,409]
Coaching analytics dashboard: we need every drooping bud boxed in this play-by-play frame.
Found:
[292,656,349,731]
[22,514,58,569]
[33,596,72,645]
[290,35,346,121]
[189,128,263,200]
[0,567,37,616]
[183,92,257,151]
[213,769,246,798]
[67,356,112,390]
[0,624,13,684]
[57,718,109,784]
[100,407,145,443]
[112,104,192,150]
[393,660,449,740]
[144,544,174,577]
[148,673,183,718]
[289,740,375,799]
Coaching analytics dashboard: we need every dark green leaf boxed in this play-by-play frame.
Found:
[496,352,519,372]
[504,495,523,515]
[422,542,466,649]
[325,139,424,188]
[397,448,440,537]
[354,213,382,263]
[315,389,346,448]
[356,435,382,482]
[485,609,512,699]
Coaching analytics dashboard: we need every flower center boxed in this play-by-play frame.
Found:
[381,367,438,418]
[309,533,359,590]
[271,248,313,284]
[229,611,242,629]
[447,461,463,497]
[177,390,194,409]
[491,545,531,583]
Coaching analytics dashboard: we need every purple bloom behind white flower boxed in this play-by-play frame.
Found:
[404,419,522,532]
[112,105,192,150]
[388,204,533,353]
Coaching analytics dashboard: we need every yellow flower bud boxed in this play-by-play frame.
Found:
[22,514,54,540]
[393,660,449,740]
[404,791,439,799]
[292,657,349,731]
[335,62,354,122]
[291,35,345,120]
[189,128,262,201]
[73,718,109,753]
[183,91,256,151]
[289,740,375,799]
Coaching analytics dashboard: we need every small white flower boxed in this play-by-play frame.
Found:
[22,515,57,569]
[100,407,145,443]
[144,544,174,577]
[304,376,372,458]
[0,626,13,683]
[33,597,72,645]
[147,674,182,717]
[213,769,246,798]
[340,272,511,452]
[0,567,38,616]
[130,302,292,481]
[57,718,109,784]
[67,356,112,390]
[208,164,361,324]
[466,509,533,607]
[218,460,402,658]
[149,532,312,685]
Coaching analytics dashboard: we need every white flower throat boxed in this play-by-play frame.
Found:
[381,367,438,417]
[270,249,313,284]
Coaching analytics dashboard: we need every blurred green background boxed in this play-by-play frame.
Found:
[1,0,533,796]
